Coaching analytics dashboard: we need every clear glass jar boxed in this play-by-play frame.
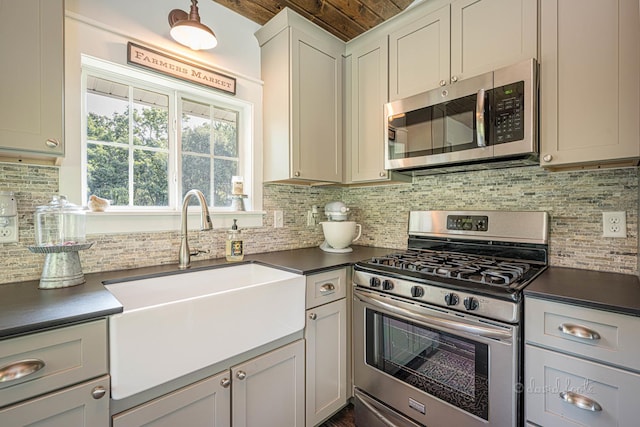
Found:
[35,195,86,246]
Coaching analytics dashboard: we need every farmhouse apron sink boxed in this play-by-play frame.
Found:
[104,263,305,399]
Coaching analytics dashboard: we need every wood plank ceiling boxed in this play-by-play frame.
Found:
[212,0,415,41]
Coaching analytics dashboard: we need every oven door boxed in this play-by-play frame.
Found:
[353,288,520,427]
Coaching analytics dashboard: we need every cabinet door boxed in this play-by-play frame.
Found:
[232,339,305,427]
[450,0,537,81]
[539,0,640,168]
[112,372,231,427]
[0,0,64,159]
[389,5,450,100]
[291,28,343,182]
[349,39,390,182]
[0,376,109,427]
[305,299,347,426]
[525,345,640,427]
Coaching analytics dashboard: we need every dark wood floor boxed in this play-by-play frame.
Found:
[319,404,355,427]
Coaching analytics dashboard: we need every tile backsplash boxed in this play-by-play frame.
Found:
[1,162,637,284]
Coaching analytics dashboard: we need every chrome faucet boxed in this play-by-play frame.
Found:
[179,189,213,269]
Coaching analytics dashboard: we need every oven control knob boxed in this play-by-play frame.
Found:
[410,286,424,298]
[444,293,459,306]
[382,279,394,291]
[463,297,479,311]
[369,277,381,288]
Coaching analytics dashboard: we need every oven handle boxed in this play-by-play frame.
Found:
[355,291,513,340]
[476,88,486,147]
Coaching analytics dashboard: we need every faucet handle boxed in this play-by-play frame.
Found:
[190,248,210,257]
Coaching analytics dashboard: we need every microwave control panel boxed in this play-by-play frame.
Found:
[494,80,524,144]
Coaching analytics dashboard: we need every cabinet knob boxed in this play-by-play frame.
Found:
[220,378,231,388]
[236,370,247,380]
[294,171,301,177]
[91,386,107,399]
[309,313,317,320]
[439,80,447,87]
[45,138,60,148]
[379,171,386,177]
[543,154,553,162]
[451,75,459,83]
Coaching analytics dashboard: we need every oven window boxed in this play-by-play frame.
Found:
[365,309,489,420]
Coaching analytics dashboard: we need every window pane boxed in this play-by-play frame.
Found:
[133,88,169,149]
[214,158,238,207]
[182,99,211,154]
[182,154,211,204]
[86,77,129,143]
[213,108,238,157]
[87,144,129,205]
[134,149,169,206]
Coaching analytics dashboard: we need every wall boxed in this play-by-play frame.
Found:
[1,163,637,284]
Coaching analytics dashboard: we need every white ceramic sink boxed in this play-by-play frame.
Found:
[105,263,305,400]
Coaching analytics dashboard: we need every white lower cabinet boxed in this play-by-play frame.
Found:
[0,375,110,427]
[304,268,348,426]
[0,320,109,427]
[112,372,231,426]
[232,339,305,427]
[525,345,640,426]
[525,296,640,426]
[112,339,305,427]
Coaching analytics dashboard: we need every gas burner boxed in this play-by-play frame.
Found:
[367,249,535,288]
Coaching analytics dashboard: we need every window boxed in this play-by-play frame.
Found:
[83,69,243,211]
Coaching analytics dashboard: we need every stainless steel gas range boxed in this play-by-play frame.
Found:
[352,210,549,427]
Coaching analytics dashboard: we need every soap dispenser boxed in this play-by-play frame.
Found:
[225,219,244,262]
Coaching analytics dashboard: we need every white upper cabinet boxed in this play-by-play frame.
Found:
[450,0,537,82]
[389,0,537,100]
[0,0,64,162]
[256,9,343,184]
[539,0,640,169]
[389,5,450,101]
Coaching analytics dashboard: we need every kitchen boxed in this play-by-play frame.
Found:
[1,0,639,426]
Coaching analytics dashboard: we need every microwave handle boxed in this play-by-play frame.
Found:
[476,89,486,147]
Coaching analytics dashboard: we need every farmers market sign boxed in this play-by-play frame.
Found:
[127,42,236,95]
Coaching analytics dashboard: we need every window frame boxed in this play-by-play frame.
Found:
[70,55,263,233]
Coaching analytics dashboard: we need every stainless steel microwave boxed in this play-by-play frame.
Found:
[385,59,538,174]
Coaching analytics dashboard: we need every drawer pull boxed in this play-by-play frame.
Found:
[558,323,601,340]
[319,283,335,294]
[0,359,46,383]
[559,391,602,412]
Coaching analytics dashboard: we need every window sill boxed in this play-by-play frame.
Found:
[86,210,265,235]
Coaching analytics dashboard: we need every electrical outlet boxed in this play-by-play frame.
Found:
[274,210,284,228]
[602,211,627,238]
[0,218,18,243]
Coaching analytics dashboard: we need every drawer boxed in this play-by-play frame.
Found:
[525,297,640,371]
[306,268,347,309]
[0,320,107,408]
[525,345,640,427]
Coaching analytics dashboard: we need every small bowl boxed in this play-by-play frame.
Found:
[88,196,110,212]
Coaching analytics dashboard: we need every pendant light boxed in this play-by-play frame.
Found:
[168,0,217,50]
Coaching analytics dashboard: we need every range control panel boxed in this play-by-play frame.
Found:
[447,215,488,232]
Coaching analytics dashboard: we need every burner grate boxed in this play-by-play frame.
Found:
[370,250,532,287]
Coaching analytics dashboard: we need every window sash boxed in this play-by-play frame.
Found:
[82,69,242,210]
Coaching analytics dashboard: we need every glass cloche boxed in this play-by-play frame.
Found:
[34,195,86,246]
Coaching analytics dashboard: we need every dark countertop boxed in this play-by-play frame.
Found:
[0,245,396,339]
[524,266,640,316]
